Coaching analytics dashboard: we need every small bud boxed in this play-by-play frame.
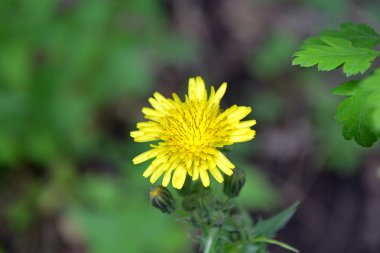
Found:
[223,168,246,198]
[149,186,176,214]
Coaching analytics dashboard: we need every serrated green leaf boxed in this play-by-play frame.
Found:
[373,104,380,132]
[301,36,328,47]
[293,36,380,76]
[331,80,360,95]
[322,23,380,48]
[336,96,377,147]
[254,202,299,238]
[297,23,380,49]
[335,69,380,147]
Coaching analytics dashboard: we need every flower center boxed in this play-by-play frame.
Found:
[161,100,221,154]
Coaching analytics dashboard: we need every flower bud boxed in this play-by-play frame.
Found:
[223,167,246,198]
[149,186,176,214]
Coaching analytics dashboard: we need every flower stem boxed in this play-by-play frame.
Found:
[203,228,218,253]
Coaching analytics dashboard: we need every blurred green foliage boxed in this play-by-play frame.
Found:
[0,0,196,252]
[0,0,195,165]
[228,142,279,211]
[304,0,347,13]
[250,32,297,79]
[238,163,279,211]
[302,74,365,174]
[249,91,285,124]
[69,177,189,253]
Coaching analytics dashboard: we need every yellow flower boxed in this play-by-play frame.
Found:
[131,77,256,189]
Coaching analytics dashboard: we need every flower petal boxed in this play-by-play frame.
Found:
[162,168,174,187]
[133,149,160,164]
[172,166,187,189]
[214,82,227,104]
[200,169,210,187]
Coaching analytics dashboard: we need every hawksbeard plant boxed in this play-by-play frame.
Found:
[131,77,298,253]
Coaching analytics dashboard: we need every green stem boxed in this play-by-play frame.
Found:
[203,228,218,253]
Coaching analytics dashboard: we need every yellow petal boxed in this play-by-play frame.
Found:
[148,97,166,111]
[142,107,161,118]
[231,130,256,142]
[231,128,252,136]
[216,151,235,169]
[172,93,182,103]
[172,166,187,189]
[208,86,216,104]
[215,151,234,176]
[150,164,165,183]
[153,92,166,102]
[130,131,141,138]
[131,130,159,142]
[214,82,227,104]
[216,163,233,176]
[228,106,251,121]
[237,120,257,128]
[207,159,223,183]
[143,163,156,178]
[195,76,207,101]
[192,167,199,181]
[200,169,210,187]
[188,77,196,100]
[133,149,160,164]
[210,168,223,183]
[162,168,174,187]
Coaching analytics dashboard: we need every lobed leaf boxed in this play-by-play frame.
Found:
[322,23,380,48]
[336,96,377,147]
[331,80,360,96]
[373,105,380,132]
[293,36,380,76]
[335,69,380,147]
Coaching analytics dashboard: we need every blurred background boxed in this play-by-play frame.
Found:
[1,0,380,252]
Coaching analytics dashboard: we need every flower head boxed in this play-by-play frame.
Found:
[131,77,256,189]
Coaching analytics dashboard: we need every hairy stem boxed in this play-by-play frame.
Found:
[203,228,218,253]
